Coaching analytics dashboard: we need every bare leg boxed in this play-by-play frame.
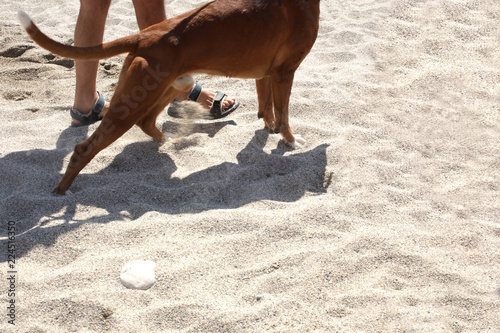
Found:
[132,0,166,30]
[72,0,111,123]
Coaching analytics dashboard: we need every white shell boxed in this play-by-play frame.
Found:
[120,260,156,290]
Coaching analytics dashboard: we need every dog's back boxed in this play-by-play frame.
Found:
[153,0,320,78]
[19,0,320,79]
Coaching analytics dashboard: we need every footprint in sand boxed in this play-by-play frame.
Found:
[0,44,34,58]
[3,90,32,101]
[42,53,74,68]
[334,31,365,45]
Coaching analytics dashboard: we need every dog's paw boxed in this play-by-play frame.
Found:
[52,186,72,196]
[288,135,306,149]
[295,135,306,145]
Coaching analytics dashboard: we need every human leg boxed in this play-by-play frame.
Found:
[132,0,166,30]
[72,0,112,125]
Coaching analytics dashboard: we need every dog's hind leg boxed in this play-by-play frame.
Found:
[53,112,143,194]
[136,86,179,142]
[54,57,175,194]
[136,74,193,141]
[270,71,304,149]
[256,77,276,133]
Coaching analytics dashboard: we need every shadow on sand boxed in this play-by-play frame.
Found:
[0,121,330,258]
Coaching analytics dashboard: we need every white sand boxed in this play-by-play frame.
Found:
[1,0,499,331]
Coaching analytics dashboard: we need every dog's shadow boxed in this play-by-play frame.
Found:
[0,123,330,258]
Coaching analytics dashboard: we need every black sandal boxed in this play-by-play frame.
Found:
[167,82,239,119]
[209,91,240,119]
[70,91,105,127]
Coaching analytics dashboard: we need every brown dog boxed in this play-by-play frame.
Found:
[18,0,320,194]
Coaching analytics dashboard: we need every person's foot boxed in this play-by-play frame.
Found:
[168,82,240,119]
[71,91,109,126]
[176,85,237,111]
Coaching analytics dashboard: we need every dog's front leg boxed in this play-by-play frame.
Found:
[256,77,276,132]
[271,72,305,149]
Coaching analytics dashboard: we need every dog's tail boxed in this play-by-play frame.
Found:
[17,11,139,60]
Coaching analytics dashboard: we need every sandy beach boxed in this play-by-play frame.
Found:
[1,0,499,331]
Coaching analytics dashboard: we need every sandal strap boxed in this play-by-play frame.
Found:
[209,91,226,117]
[187,82,202,102]
[70,91,105,126]
[93,91,105,115]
